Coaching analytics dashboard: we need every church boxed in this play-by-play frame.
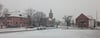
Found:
[46,9,55,27]
[36,9,56,27]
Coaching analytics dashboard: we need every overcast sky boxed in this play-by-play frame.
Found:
[0,0,100,21]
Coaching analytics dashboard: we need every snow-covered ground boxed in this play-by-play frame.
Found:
[0,29,100,38]
[0,28,26,32]
[0,28,35,32]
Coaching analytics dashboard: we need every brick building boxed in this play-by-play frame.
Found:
[76,13,89,28]
[5,16,29,28]
[0,16,29,28]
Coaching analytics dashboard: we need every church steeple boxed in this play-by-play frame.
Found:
[49,9,53,19]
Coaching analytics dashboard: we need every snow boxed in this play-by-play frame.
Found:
[0,28,34,32]
[0,28,25,32]
[0,29,100,38]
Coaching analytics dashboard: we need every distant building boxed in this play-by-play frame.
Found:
[5,16,28,28]
[76,13,95,28]
[49,9,53,19]
[76,13,89,28]
[47,9,55,27]
[97,22,100,26]
[0,13,29,28]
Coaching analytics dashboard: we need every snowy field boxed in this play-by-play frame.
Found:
[0,29,100,38]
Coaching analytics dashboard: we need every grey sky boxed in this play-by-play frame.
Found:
[0,0,100,21]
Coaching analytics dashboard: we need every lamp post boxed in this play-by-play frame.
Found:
[94,10,98,29]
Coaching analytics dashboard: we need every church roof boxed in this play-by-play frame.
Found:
[76,13,89,20]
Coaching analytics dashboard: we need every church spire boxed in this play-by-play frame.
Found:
[49,9,53,19]
[50,9,52,13]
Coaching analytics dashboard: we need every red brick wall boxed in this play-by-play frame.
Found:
[76,14,89,28]
[6,17,28,27]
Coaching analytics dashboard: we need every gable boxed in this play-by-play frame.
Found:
[76,13,89,20]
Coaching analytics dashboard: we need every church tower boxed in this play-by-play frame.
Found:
[49,9,53,19]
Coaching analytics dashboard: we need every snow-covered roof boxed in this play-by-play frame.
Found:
[76,13,95,20]
[8,10,27,18]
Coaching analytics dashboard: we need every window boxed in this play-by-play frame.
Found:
[16,22,18,24]
[8,18,12,20]
[7,22,9,24]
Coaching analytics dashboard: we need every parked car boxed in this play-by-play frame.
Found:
[26,26,34,28]
[36,27,46,30]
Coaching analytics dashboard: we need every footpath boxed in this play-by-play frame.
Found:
[0,28,35,34]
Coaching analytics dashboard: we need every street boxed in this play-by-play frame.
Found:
[0,29,100,38]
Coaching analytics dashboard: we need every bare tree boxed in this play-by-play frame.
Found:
[0,4,3,11]
[1,8,10,28]
[55,20,61,28]
[32,11,46,27]
[0,5,10,17]
[63,16,72,29]
[0,4,3,17]
[3,8,9,17]
[25,8,35,27]
[25,8,35,16]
